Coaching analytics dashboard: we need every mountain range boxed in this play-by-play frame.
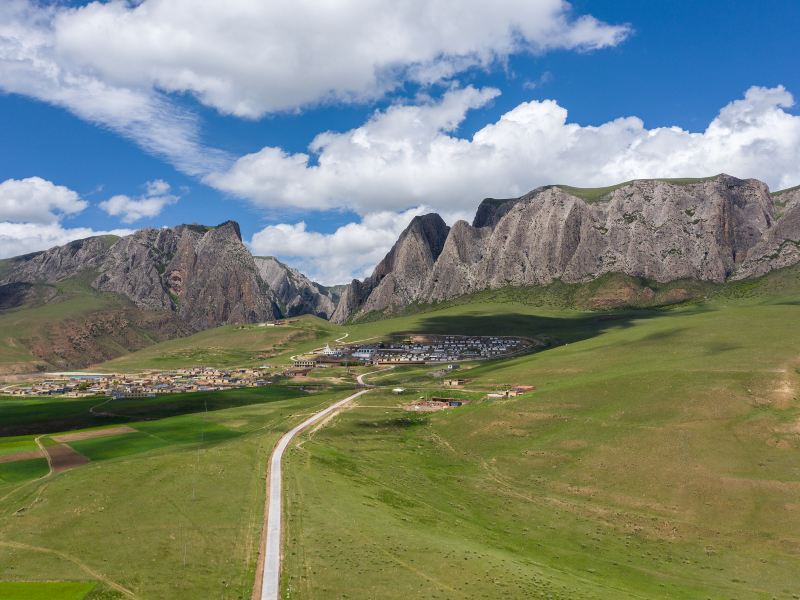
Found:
[1,174,799,370]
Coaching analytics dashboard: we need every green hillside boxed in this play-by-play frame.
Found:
[280,267,800,598]
[94,316,338,371]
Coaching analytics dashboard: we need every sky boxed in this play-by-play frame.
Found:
[1,0,799,284]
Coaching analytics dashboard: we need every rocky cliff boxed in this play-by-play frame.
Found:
[333,175,800,322]
[253,256,339,319]
[1,221,281,330]
[330,213,449,322]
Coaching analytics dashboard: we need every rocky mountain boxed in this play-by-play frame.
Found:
[333,174,800,322]
[330,213,450,322]
[253,256,340,319]
[1,221,281,330]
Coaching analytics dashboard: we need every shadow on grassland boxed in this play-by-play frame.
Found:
[394,306,711,348]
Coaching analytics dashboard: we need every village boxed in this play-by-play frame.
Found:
[292,334,534,369]
[1,335,536,400]
[0,366,275,399]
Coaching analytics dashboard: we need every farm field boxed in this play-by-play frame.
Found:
[0,385,345,599]
[281,271,800,598]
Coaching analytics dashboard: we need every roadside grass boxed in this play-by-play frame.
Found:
[282,290,800,598]
[0,581,96,599]
[0,389,344,599]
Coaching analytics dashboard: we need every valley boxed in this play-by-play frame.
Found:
[0,263,798,598]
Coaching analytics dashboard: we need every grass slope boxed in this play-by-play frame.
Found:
[281,268,800,598]
[95,316,339,371]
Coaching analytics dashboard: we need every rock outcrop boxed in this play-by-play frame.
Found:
[1,221,281,330]
[330,213,449,322]
[334,175,800,322]
[253,256,339,319]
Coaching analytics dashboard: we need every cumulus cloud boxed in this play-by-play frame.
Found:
[0,175,133,259]
[0,222,133,259]
[99,179,179,223]
[240,85,800,282]
[52,0,629,118]
[248,207,472,285]
[210,85,800,218]
[0,1,627,173]
[0,176,87,224]
[0,0,230,175]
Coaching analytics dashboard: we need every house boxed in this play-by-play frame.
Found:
[292,358,317,368]
[444,378,467,387]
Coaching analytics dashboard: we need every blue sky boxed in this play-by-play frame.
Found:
[1,0,799,283]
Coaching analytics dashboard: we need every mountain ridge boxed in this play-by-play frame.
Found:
[333,174,800,322]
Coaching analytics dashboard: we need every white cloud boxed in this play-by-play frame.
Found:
[99,179,179,223]
[210,85,800,217]
[0,176,87,224]
[0,175,134,259]
[237,85,800,282]
[0,222,133,259]
[0,0,230,175]
[52,0,629,118]
[248,207,472,285]
[0,1,627,173]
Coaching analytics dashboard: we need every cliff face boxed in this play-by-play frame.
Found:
[253,256,339,319]
[335,175,799,322]
[330,213,449,322]
[1,221,280,330]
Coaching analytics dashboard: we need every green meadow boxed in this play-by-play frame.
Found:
[280,269,800,598]
[0,387,345,599]
[0,265,799,598]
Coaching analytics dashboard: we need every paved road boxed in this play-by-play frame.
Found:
[259,388,369,600]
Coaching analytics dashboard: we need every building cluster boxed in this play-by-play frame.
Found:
[1,367,274,398]
[293,335,532,369]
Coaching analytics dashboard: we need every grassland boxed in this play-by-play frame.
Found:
[0,581,96,600]
[0,384,346,599]
[94,317,340,371]
[0,272,153,373]
[2,265,800,598]
[280,268,800,599]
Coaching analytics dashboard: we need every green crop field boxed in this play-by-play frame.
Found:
[0,385,308,436]
[0,385,345,599]
[0,581,97,600]
[279,268,800,599]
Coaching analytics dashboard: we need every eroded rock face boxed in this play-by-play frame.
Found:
[253,256,338,319]
[1,221,280,330]
[330,213,450,322]
[335,175,798,322]
[733,188,800,280]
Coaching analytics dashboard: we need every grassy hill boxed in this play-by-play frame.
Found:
[93,316,339,371]
[1,266,799,597]
[279,266,800,598]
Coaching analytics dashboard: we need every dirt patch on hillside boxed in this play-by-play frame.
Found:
[0,450,42,464]
[52,425,137,443]
[45,444,90,472]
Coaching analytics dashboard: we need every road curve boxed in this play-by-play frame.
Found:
[258,388,369,600]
